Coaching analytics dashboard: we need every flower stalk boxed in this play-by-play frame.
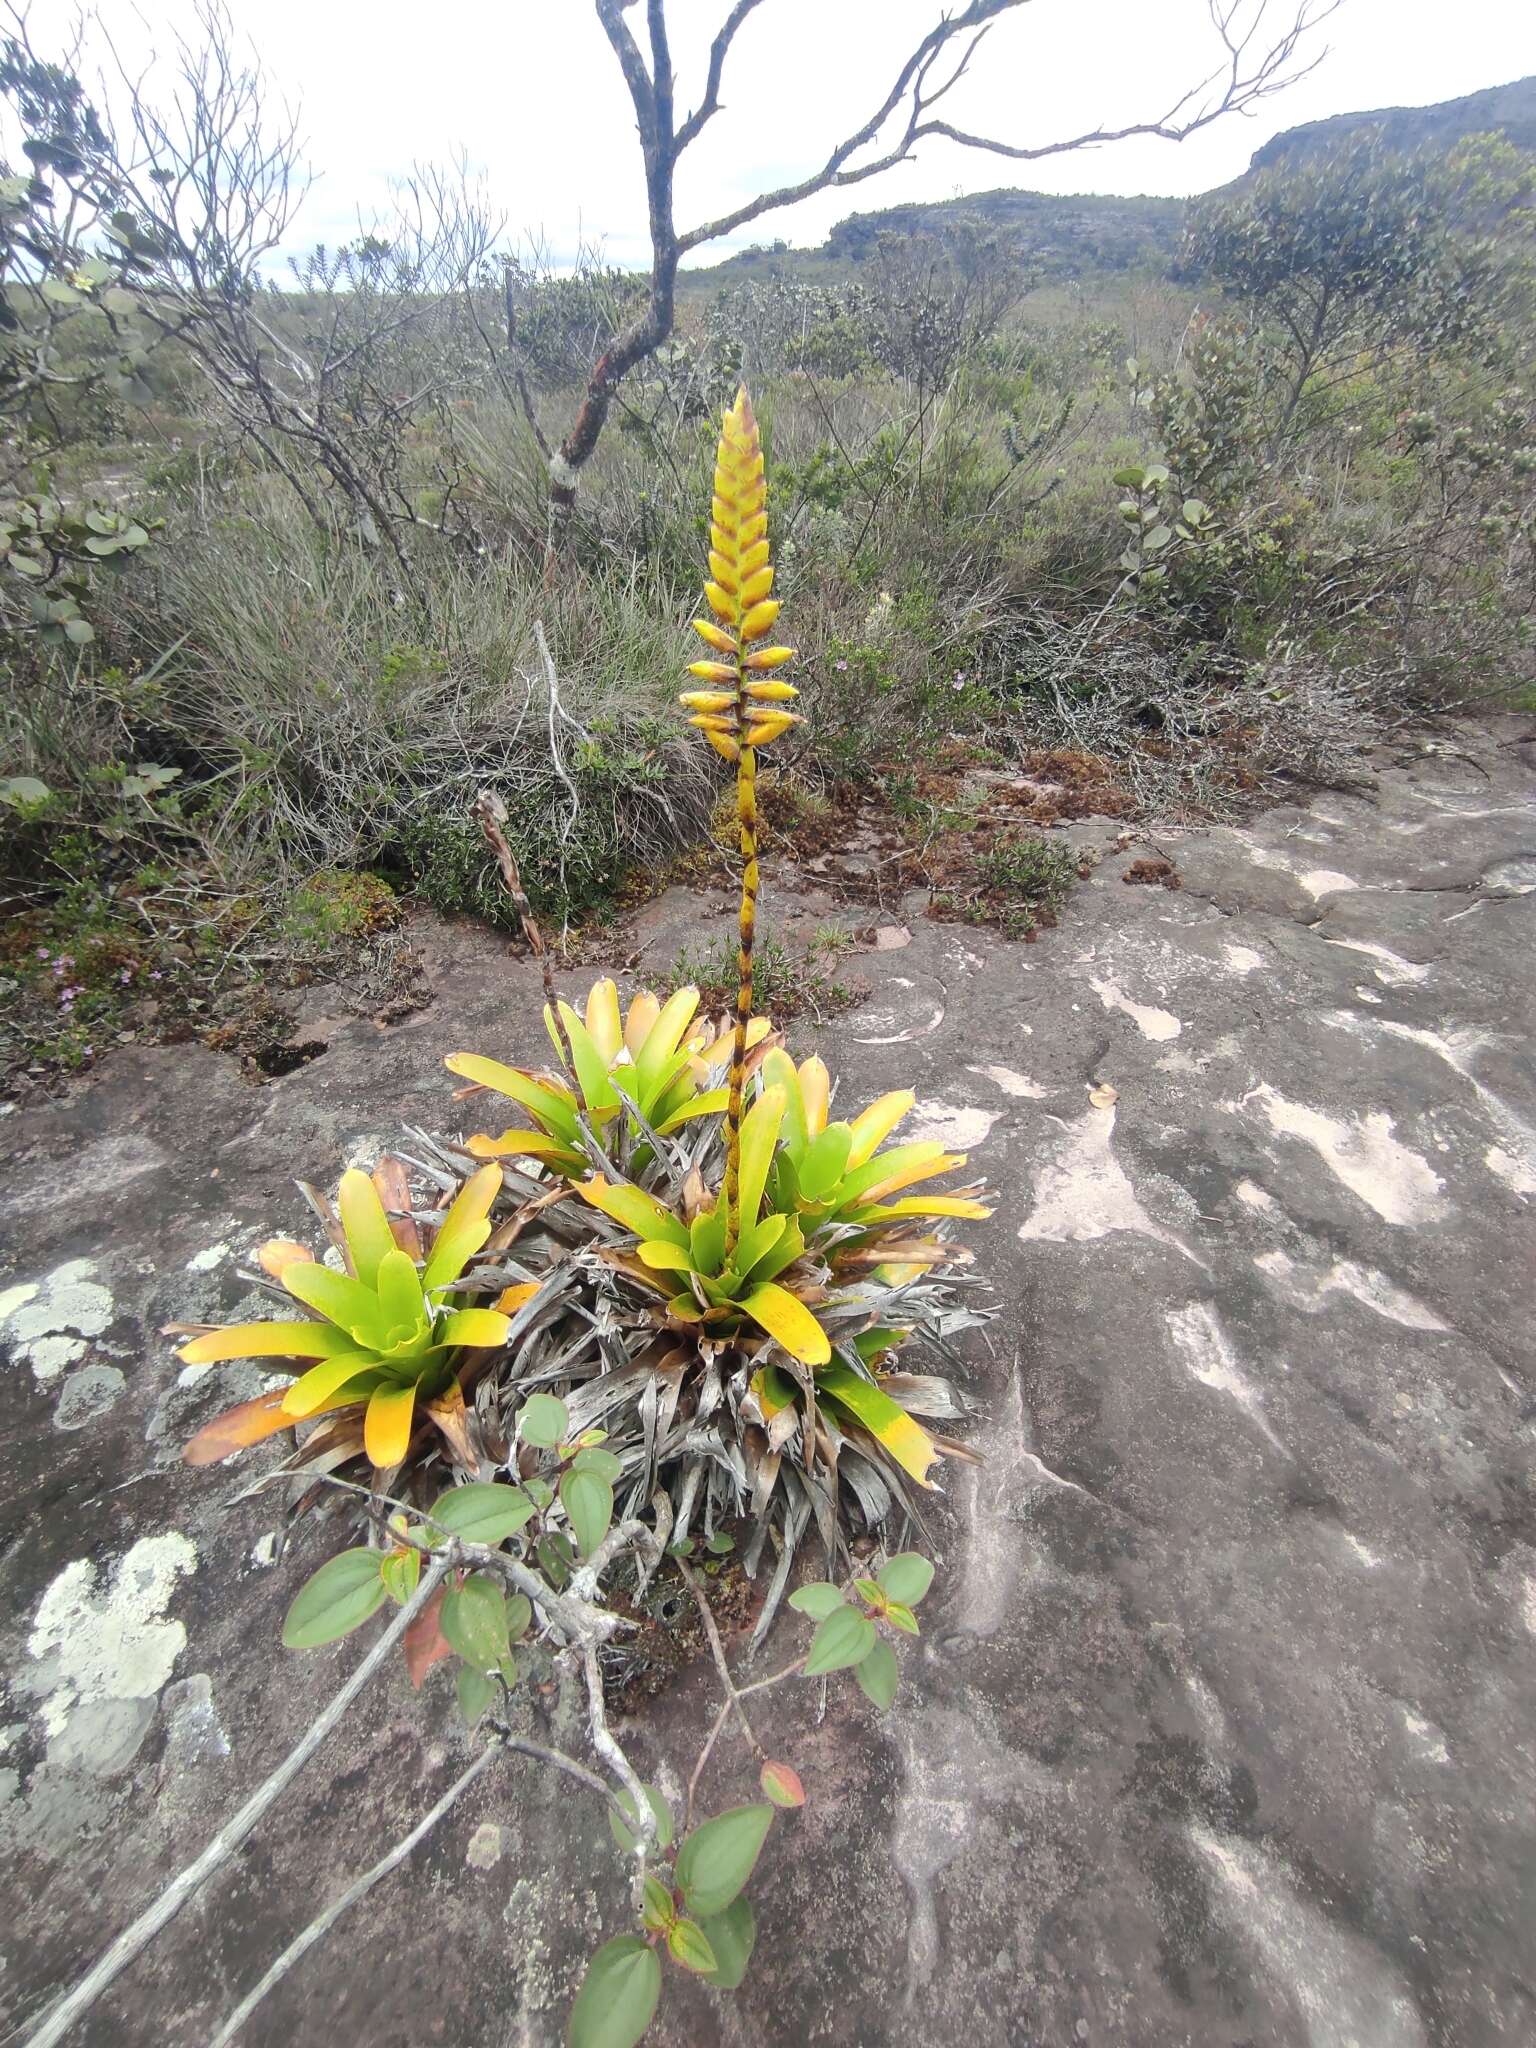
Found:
[680,385,798,1255]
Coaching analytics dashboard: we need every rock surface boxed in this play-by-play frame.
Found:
[2,721,1534,2047]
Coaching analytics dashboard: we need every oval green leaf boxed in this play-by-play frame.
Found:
[856,1635,900,1711]
[802,1604,876,1678]
[698,1897,756,1991]
[440,1574,510,1671]
[568,1935,661,2048]
[520,1391,569,1447]
[666,1917,718,1976]
[430,1481,536,1545]
[876,1551,935,1606]
[561,1467,613,1558]
[675,1803,774,1918]
[787,1583,844,1622]
[281,1548,387,1649]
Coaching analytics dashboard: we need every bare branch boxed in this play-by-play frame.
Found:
[21,1558,451,2048]
[206,1739,504,2048]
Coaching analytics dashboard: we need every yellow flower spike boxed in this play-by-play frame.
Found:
[693,620,738,655]
[680,383,805,1256]
[744,712,798,746]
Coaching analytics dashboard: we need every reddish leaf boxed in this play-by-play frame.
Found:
[182,1389,294,1467]
[372,1155,423,1259]
[404,1583,454,1689]
[425,1380,476,1468]
[759,1760,805,1809]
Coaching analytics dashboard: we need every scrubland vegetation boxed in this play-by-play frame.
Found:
[2,3,1533,1092]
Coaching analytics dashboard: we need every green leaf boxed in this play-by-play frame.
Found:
[802,1605,876,1677]
[568,1935,661,2048]
[378,1547,421,1606]
[852,1576,884,1608]
[456,1665,494,1727]
[506,1593,532,1641]
[561,1467,613,1557]
[885,1602,920,1636]
[675,1804,774,1917]
[697,1898,756,1991]
[667,1918,718,1976]
[440,1574,510,1671]
[1112,464,1145,489]
[609,1783,674,1855]
[856,1636,900,1711]
[1143,524,1173,550]
[641,1872,675,1932]
[281,1549,387,1649]
[520,1391,569,1447]
[524,1476,554,1509]
[572,1445,624,1483]
[876,1552,935,1606]
[796,1122,853,1204]
[705,1531,734,1555]
[430,1482,536,1545]
[787,1584,844,1622]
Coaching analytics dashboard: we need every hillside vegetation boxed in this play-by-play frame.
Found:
[3,34,1534,1093]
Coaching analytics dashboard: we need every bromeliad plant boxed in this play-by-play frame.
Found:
[446,977,773,1181]
[177,1160,517,1470]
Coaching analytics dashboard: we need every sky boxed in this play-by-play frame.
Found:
[94,0,1536,272]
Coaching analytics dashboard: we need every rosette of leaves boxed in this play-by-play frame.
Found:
[447,978,774,1181]
[179,1161,517,1470]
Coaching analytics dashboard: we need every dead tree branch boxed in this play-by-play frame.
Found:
[545,0,1338,542]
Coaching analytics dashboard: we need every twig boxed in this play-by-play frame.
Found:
[206,1736,502,2048]
[21,1558,450,2048]
[581,1640,656,1907]
[471,786,572,1071]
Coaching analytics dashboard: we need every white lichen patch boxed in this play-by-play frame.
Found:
[967,1064,1049,1099]
[1,1258,115,1384]
[1322,937,1430,986]
[1241,1085,1447,1226]
[1018,1105,1207,1266]
[26,1533,198,1755]
[1089,976,1181,1042]
[847,974,946,1046]
[1165,1303,1286,1454]
[1486,1145,1536,1197]
[1297,868,1359,900]
[184,1241,231,1274]
[1222,944,1264,978]
[1253,1249,1448,1332]
[466,1822,505,1869]
[1233,1179,1278,1213]
[905,1100,1001,1150]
